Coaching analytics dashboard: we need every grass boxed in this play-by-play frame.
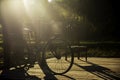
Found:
[0,40,120,58]
[87,47,120,57]
[71,41,120,58]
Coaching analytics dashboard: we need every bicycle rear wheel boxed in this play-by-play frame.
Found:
[43,37,74,75]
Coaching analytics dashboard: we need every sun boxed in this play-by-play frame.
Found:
[48,0,52,3]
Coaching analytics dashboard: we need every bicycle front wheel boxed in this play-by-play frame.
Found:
[43,37,74,75]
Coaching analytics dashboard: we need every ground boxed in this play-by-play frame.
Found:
[0,57,120,80]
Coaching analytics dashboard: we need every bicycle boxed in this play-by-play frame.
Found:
[0,0,74,75]
[23,28,74,75]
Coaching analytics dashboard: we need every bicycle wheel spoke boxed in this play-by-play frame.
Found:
[43,38,74,74]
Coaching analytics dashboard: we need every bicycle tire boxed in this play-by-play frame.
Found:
[42,37,74,75]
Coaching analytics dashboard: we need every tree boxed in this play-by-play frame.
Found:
[53,0,117,41]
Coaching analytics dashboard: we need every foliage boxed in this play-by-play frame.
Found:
[50,0,118,41]
[87,47,120,58]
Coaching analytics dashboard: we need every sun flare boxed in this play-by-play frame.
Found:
[48,0,52,3]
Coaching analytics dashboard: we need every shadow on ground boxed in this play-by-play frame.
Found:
[0,63,74,80]
[0,68,41,80]
[74,59,120,80]
[1,58,120,80]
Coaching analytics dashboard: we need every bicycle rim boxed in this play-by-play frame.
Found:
[43,38,74,75]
